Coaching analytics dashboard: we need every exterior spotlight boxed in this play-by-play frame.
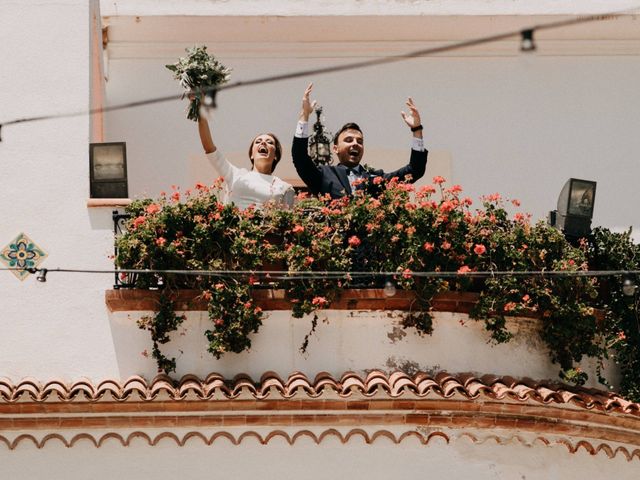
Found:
[36,268,48,283]
[548,178,597,240]
[520,29,536,52]
[308,105,333,166]
[89,142,128,198]
[623,278,638,297]
[383,279,397,297]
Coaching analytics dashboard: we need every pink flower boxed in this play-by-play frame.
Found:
[423,242,435,252]
[304,256,314,266]
[292,225,305,235]
[372,176,384,185]
[503,302,517,312]
[155,237,166,246]
[514,213,526,223]
[618,331,626,340]
[171,191,181,202]
[214,283,225,291]
[146,204,160,214]
[405,226,416,236]
[348,235,361,247]
[457,265,471,274]
[439,201,455,213]
[447,184,462,194]
[522,294,530,302]
[312,296,328,307]
[432,176,446,184]
[441,241,451,250]
[511,199,521,207]
[402,269,412,279]
[418,185,436,195]
[132,216,146,229]
[473,244,486,255]
[215,319,224,327]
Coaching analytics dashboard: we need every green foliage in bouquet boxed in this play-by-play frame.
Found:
[166,45,231,121]
[115,177,640,400]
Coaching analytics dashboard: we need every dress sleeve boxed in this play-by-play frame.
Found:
[206,150,240,186]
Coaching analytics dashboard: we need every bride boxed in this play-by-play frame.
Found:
[195,112,294,210]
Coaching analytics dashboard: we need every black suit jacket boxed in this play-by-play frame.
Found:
[292,136,428,198]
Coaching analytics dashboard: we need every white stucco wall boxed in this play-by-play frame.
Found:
[106,309,616,389]
[0,0,120,379]
[100,0,640,16]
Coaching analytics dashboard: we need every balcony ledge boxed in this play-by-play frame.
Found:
[106,288,489,313]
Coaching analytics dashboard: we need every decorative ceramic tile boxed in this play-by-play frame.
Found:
[0,233,48,281]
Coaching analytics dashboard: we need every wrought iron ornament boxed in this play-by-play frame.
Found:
[308,105,333,166]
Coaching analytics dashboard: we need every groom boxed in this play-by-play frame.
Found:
[292,84,428,198]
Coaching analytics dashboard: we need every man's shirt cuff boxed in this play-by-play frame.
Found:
[412,137,425,152]
[295,121,309,138]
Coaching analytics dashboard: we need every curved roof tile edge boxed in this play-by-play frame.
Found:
[0,371,638,416]
[0,429,639,460]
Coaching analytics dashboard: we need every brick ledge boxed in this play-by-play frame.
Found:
[105,288,482,313]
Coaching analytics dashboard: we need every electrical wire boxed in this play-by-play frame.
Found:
[1,266,640,280]
[0,6,638,138]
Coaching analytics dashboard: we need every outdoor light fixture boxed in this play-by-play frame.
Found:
[308,105,333,166]
[89,142,128,198]
[383,279,397,298]
[623,277,638,297]
[548,178,597,240]
[520,29,536,52]
[36,268,48,283]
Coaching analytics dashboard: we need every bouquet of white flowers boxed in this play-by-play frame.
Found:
[166,46,231,121]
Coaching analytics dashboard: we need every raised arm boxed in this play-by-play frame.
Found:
[197,115,217,154]
[385,98,428,183]
[191,102,237,182]
[292,83,323,192]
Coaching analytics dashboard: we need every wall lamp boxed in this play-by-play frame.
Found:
[90,142,128,198]
[548,178,597,240]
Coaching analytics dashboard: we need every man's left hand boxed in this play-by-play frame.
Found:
[401,97,422,134]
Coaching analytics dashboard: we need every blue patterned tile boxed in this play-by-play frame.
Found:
[0,233,48,281]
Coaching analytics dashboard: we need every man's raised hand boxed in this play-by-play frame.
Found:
[300,83,317,122]
[401,97,422,134]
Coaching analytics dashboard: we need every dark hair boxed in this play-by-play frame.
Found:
[333,122,363,145]
[248,133,282,173]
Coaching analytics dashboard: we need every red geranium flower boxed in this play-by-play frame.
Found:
[146,204,160,214]
[348,235,361,247]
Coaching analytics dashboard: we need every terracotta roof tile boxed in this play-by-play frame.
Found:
[1,371,638,416]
